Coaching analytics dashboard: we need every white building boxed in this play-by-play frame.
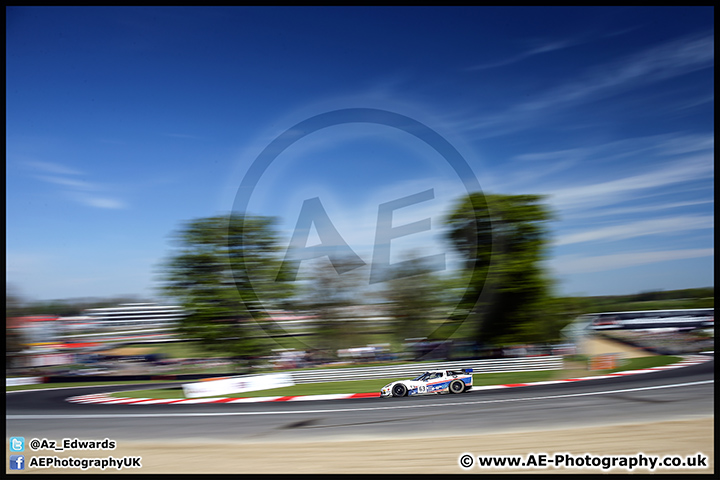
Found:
[83,303,185,329]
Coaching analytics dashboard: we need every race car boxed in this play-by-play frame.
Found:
[380,368,473,397]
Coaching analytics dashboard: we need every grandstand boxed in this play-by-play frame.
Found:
[83,303,185,329]
[59,303,186,344]
[582,308,713,330]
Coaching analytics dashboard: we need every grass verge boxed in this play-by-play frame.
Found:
[5,380,183,392]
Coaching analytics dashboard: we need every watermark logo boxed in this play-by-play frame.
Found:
[232,108,488,350]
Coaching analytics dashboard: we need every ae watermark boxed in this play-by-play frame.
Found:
[232,108,490,348]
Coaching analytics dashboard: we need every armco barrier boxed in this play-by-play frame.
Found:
[8,357,563,386]
[289,356,563,384]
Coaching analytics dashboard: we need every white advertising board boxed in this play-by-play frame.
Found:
[6,377,44,387]
[182,373,294,398]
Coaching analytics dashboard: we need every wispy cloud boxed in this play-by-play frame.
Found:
[555,214,713,246]
[457,32,714,137]
[467,38,579,71]
[514,132,713,168]
[464,27,641,72]
[36,175,98,191]
[487,131,713,219]
[25,160,83,176]
[546,153,713,212]
[25,161,127,210]
[561,199,713,221]
[519,32,713,113]
[70,193,127,210]
[656,133,715,156]
[552,248,713,274]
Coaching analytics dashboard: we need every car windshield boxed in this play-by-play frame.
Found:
[413,372,442,382]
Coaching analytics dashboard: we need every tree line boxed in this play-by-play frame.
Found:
[9,192,712,366]
[158,192,563,364]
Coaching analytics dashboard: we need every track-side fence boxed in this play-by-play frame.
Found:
[289,356,563,384]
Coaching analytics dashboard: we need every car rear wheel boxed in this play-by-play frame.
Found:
[392,384,408,397]
[449,380,465,394]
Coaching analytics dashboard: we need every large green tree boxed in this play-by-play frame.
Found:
[445,193,556,346]
[160,214,293,368]
[381,255,444,346]
[297,257,365,352]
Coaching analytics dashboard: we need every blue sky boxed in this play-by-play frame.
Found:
[6,6,714,302]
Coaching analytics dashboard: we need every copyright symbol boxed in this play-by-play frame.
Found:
[459,454,474,468]
[30,438,41,450]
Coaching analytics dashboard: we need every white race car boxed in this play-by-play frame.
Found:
[380,368,473,397]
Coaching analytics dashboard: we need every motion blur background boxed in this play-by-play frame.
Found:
[6,7,713,377]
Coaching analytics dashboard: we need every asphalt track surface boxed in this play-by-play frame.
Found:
[6,356,713,444]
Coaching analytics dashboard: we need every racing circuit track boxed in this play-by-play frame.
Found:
[6,355,714,473]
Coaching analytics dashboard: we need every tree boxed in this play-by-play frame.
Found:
[445,193,556,346]
[296,256,368,353]
[160,214,293,369]
[381,255,443,346]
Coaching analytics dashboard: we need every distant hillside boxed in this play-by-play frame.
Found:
[562,287,714,314]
